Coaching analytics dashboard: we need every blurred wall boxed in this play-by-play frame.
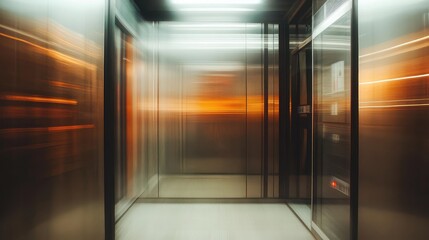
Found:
[149,22,280,198]
[358,0,429,239]
[112,0,160,215]
[0,0,106,239]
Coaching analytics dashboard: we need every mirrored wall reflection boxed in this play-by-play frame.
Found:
[358,0,429,239]
[114,25,145,219]
[135,22,280,199]
[113,1,161,217]
[0,0,106,239]
[312,0,351,239]
[139,21,160,199]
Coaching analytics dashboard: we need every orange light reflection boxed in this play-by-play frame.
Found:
[1,95,78,105]
[50,81,84,91]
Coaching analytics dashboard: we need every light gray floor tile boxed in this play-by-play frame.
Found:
[117,203,315,240]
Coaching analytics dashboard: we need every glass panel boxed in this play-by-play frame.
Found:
[288,43,313,229]
[313,0,351,239]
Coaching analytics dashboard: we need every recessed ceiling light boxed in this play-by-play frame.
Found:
[178,8,255,12]
[167,23,247,28]
[171,0,262,5]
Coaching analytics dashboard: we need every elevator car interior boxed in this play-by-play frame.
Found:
[1,0,429,239]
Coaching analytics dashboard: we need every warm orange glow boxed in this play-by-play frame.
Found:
[360,29,429,109]
[50,81,84,90]
[359,73,429,86]
[156,95,267,115]
[0,124,94,134]
[331,181,337,188]
[0,32,95,69]
[48,124,95,132]
[1,95,78,105]
[360,34,429,59]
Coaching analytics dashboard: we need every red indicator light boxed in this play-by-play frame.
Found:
[330,181,337,188]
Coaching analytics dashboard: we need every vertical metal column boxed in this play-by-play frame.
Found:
[263,23,269,198]
[350,0,359,239]
[278,23,290,198]
[104,0,116,239]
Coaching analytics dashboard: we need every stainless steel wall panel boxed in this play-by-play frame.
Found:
[265,24,280,198]
[246,23,264,198]
[358,0,429,239]
[139,21,160,198]
[113,1,161,209]
[0,0,106,239]
[138,22,279,199]
[272,24,280,198]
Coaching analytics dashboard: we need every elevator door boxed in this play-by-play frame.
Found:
[153,23,279,198]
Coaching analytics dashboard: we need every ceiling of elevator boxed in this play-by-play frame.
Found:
[133,0,302,22]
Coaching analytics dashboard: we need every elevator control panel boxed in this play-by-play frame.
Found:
[330,176,350,196]
[298,105,311,114]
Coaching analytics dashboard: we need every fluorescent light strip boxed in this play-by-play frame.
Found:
[178,8,254,12]
[173,41,260,45]
[160,45,263,50]
[167,23,247,28]
[312,0,352,39]
[172,0,261,5]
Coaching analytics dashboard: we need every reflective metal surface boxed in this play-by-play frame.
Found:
[113,0,161,217]
[0,0,105,239]
[157,22,246,198]
[134,22,280,198]
[358,0,429,239]
[312,0,351,239]
[138,21,160,199]
[246,23,265,198]
[267,24,280,198]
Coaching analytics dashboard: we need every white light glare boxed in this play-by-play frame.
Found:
[179,8,254,12]
[168,23,247,28]
[172,0,262,4]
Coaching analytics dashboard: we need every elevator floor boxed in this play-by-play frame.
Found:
[116,203,314,240]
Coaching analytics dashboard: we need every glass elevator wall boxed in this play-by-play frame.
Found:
[312,0,352,239]
[289,42,313,228]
